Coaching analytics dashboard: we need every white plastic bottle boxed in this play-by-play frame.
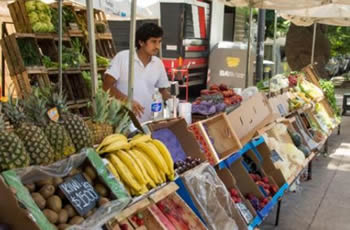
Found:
[151,89,163,120]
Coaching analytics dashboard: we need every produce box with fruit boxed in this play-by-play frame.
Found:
[148,118,206,168]
[97,133,176,197]
[1,149,130,230]
[189,113,242,165]
[227,92,275,146]
[216,168,257,226]
[181,163,241,230]
[228,158,278,215]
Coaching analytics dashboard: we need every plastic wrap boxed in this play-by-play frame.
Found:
[182,163,239,230]
[241,87,259,101]
[3,148,131,230]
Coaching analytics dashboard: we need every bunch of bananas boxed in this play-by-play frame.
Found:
[97,134,175,196]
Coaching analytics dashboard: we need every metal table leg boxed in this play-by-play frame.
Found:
[307,160,312,181]
[275,199,282,226]
[325,139,329,155]
[338,124,341,136]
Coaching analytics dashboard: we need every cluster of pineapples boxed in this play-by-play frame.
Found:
[0,87,93,172]
[87,89,132,145]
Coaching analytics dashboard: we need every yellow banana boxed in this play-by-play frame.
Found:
[98,141,130,154]
[104,158,120,181]
[150,139,175,179]
[108,154,142,191]
[129,134,152,146]
[113,150,147,185]
[132,148,162,185]
[134,142,170,175]
[97,134,128,151]
[126,149,156,188]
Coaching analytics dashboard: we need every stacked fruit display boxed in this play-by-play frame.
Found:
[229,188,242,204]
[208,84,243,105]
[0,88,92,172]
[245,194,270,211]
[250,174,278,197]
[97,134,175,196]
[26,165,112,230]
[174,156,201,174]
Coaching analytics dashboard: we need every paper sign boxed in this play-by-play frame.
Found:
[236,202,254,224]
[59,174,100,216]
[47,107,59,122]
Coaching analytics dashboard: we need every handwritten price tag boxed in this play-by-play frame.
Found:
[59,173,99,216]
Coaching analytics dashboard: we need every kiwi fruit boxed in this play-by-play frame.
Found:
[68,168,81,177]
[25,184,36,193]
[84,166,97,181]
[43,209,58,224]
[53,178,64,187]
[58,209,68,224]
[47,195,62,212]
[98,197,110,207]
[31,192,46,209]
[95,184,108,197]
[57,224,70,230]
[82,173,93,185]
[69,216,84,225]
[39,184,55,199]
[64,204,77,218]
[36,178,53,187]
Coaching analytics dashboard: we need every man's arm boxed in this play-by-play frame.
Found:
[159,88,171,101]
[103,74,128,102]
[103,74,144,117]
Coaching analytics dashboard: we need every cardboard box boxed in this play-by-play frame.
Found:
[228,159,264,199]
[268,92,290,118]
[216,168,257,228]
[1,149,130,230]
[254,142,288,187]
[189,113,242,165]
[0,176,40,230]
[147,118,206,162]
[227,92,275,146]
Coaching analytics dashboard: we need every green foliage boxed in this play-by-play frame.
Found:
[327,26,350,57]
[319,79,341,116]
[265,10,290,39]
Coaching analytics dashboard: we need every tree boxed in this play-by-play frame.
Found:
[265,10,290,39]
[327,26,350,57]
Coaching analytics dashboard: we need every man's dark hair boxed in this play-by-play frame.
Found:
[135,23,163,49]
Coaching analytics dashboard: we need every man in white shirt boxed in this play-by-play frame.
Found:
[103,23,171,122]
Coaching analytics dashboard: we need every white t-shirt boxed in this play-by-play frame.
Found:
[105,50,170,122]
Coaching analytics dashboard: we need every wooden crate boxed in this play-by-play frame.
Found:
[96,35,116,59]
[8,0,32,33]
[302,65,322,88]
[1,34,26,75]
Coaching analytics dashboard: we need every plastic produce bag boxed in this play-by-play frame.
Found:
[152,128,187,162]
[182,163,239,230]
[2,148,131,230]
[241,87,259,101]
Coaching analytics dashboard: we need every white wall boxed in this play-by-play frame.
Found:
[209,1,225,50]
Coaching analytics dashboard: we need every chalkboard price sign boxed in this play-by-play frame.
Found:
[59,173,100,216]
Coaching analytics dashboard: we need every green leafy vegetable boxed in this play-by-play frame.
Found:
[96,54,110,67]
[17,39,41,66]
[320,79,341,117]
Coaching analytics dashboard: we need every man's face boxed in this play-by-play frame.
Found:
[139,37,162,56]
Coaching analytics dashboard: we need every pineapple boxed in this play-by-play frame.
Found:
[2,96,55,166]
[86,89,114,144]
[23,89,75,161]
[42,87,93,152]
[0,105,30,172]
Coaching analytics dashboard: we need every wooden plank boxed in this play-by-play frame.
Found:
[10,76,22,98]
[8,3,21,32]
[0,39,15,75]
[9,35,26,73]
[115,198,151,222]
[21,72,32,95]
[63,74,75,101]
[18,0,32,33]
[148,182,178,204]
